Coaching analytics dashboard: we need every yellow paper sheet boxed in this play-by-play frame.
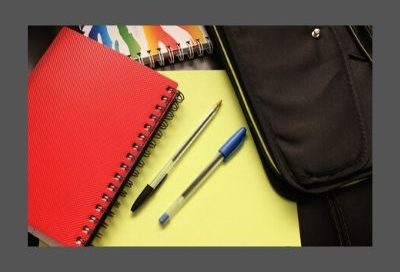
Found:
[93,70,300,246]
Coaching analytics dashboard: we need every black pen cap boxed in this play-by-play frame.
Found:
[131,184,155,212]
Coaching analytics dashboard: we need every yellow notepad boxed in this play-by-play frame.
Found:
[93,70,300,246]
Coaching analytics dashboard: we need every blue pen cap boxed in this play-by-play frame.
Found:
[219,127,246,160]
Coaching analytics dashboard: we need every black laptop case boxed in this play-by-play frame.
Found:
[210,26,372,245]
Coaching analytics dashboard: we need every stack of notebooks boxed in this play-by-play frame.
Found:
[28,27,300,247]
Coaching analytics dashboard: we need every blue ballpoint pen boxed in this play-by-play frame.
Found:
[159,127,247,225]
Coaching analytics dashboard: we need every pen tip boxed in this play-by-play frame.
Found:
[216,100,222,110]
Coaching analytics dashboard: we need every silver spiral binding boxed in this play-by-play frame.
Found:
[75,87,184,246]
[176,43,185,61]
[167,46,175,64]
[186,41,195,59]
[136,52,144,65]
[205,36,213,54]
[157,48,165,66]
[130,36,213,68]
[196,38,204,57]
[147,50,156,68]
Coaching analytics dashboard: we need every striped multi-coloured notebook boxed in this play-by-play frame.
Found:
[80,25,213,68]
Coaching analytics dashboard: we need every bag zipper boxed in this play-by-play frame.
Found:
[212,26,281,176]
[348,26,373,63]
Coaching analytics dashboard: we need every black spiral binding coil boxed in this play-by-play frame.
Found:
[127,37,213,69]
[75,87,184,246]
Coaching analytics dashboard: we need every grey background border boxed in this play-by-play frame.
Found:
[1,0,398,271]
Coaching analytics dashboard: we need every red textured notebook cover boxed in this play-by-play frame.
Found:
[28,27,179,246]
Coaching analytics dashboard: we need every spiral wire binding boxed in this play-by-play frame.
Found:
[130,37,213,68]
[136,52,144,65]
[75,88,184,246]
[186,41,195,59]
[78,26,212,69]
[176,43,185,61]
[147,50,156,68]
[166,46,175,64]
[196,39,204,57]
[205,37,214,54]
[157,48,165,66]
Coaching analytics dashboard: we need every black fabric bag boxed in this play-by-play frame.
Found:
[209,26,372,245]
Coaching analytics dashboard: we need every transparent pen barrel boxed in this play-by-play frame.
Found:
[150,160,174,188]
[165,196,186,218]
[165,154,223,219]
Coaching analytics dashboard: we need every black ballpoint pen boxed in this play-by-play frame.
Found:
[131,100,222,212]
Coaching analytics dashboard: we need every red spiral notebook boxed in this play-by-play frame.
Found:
[28,27,182,246]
